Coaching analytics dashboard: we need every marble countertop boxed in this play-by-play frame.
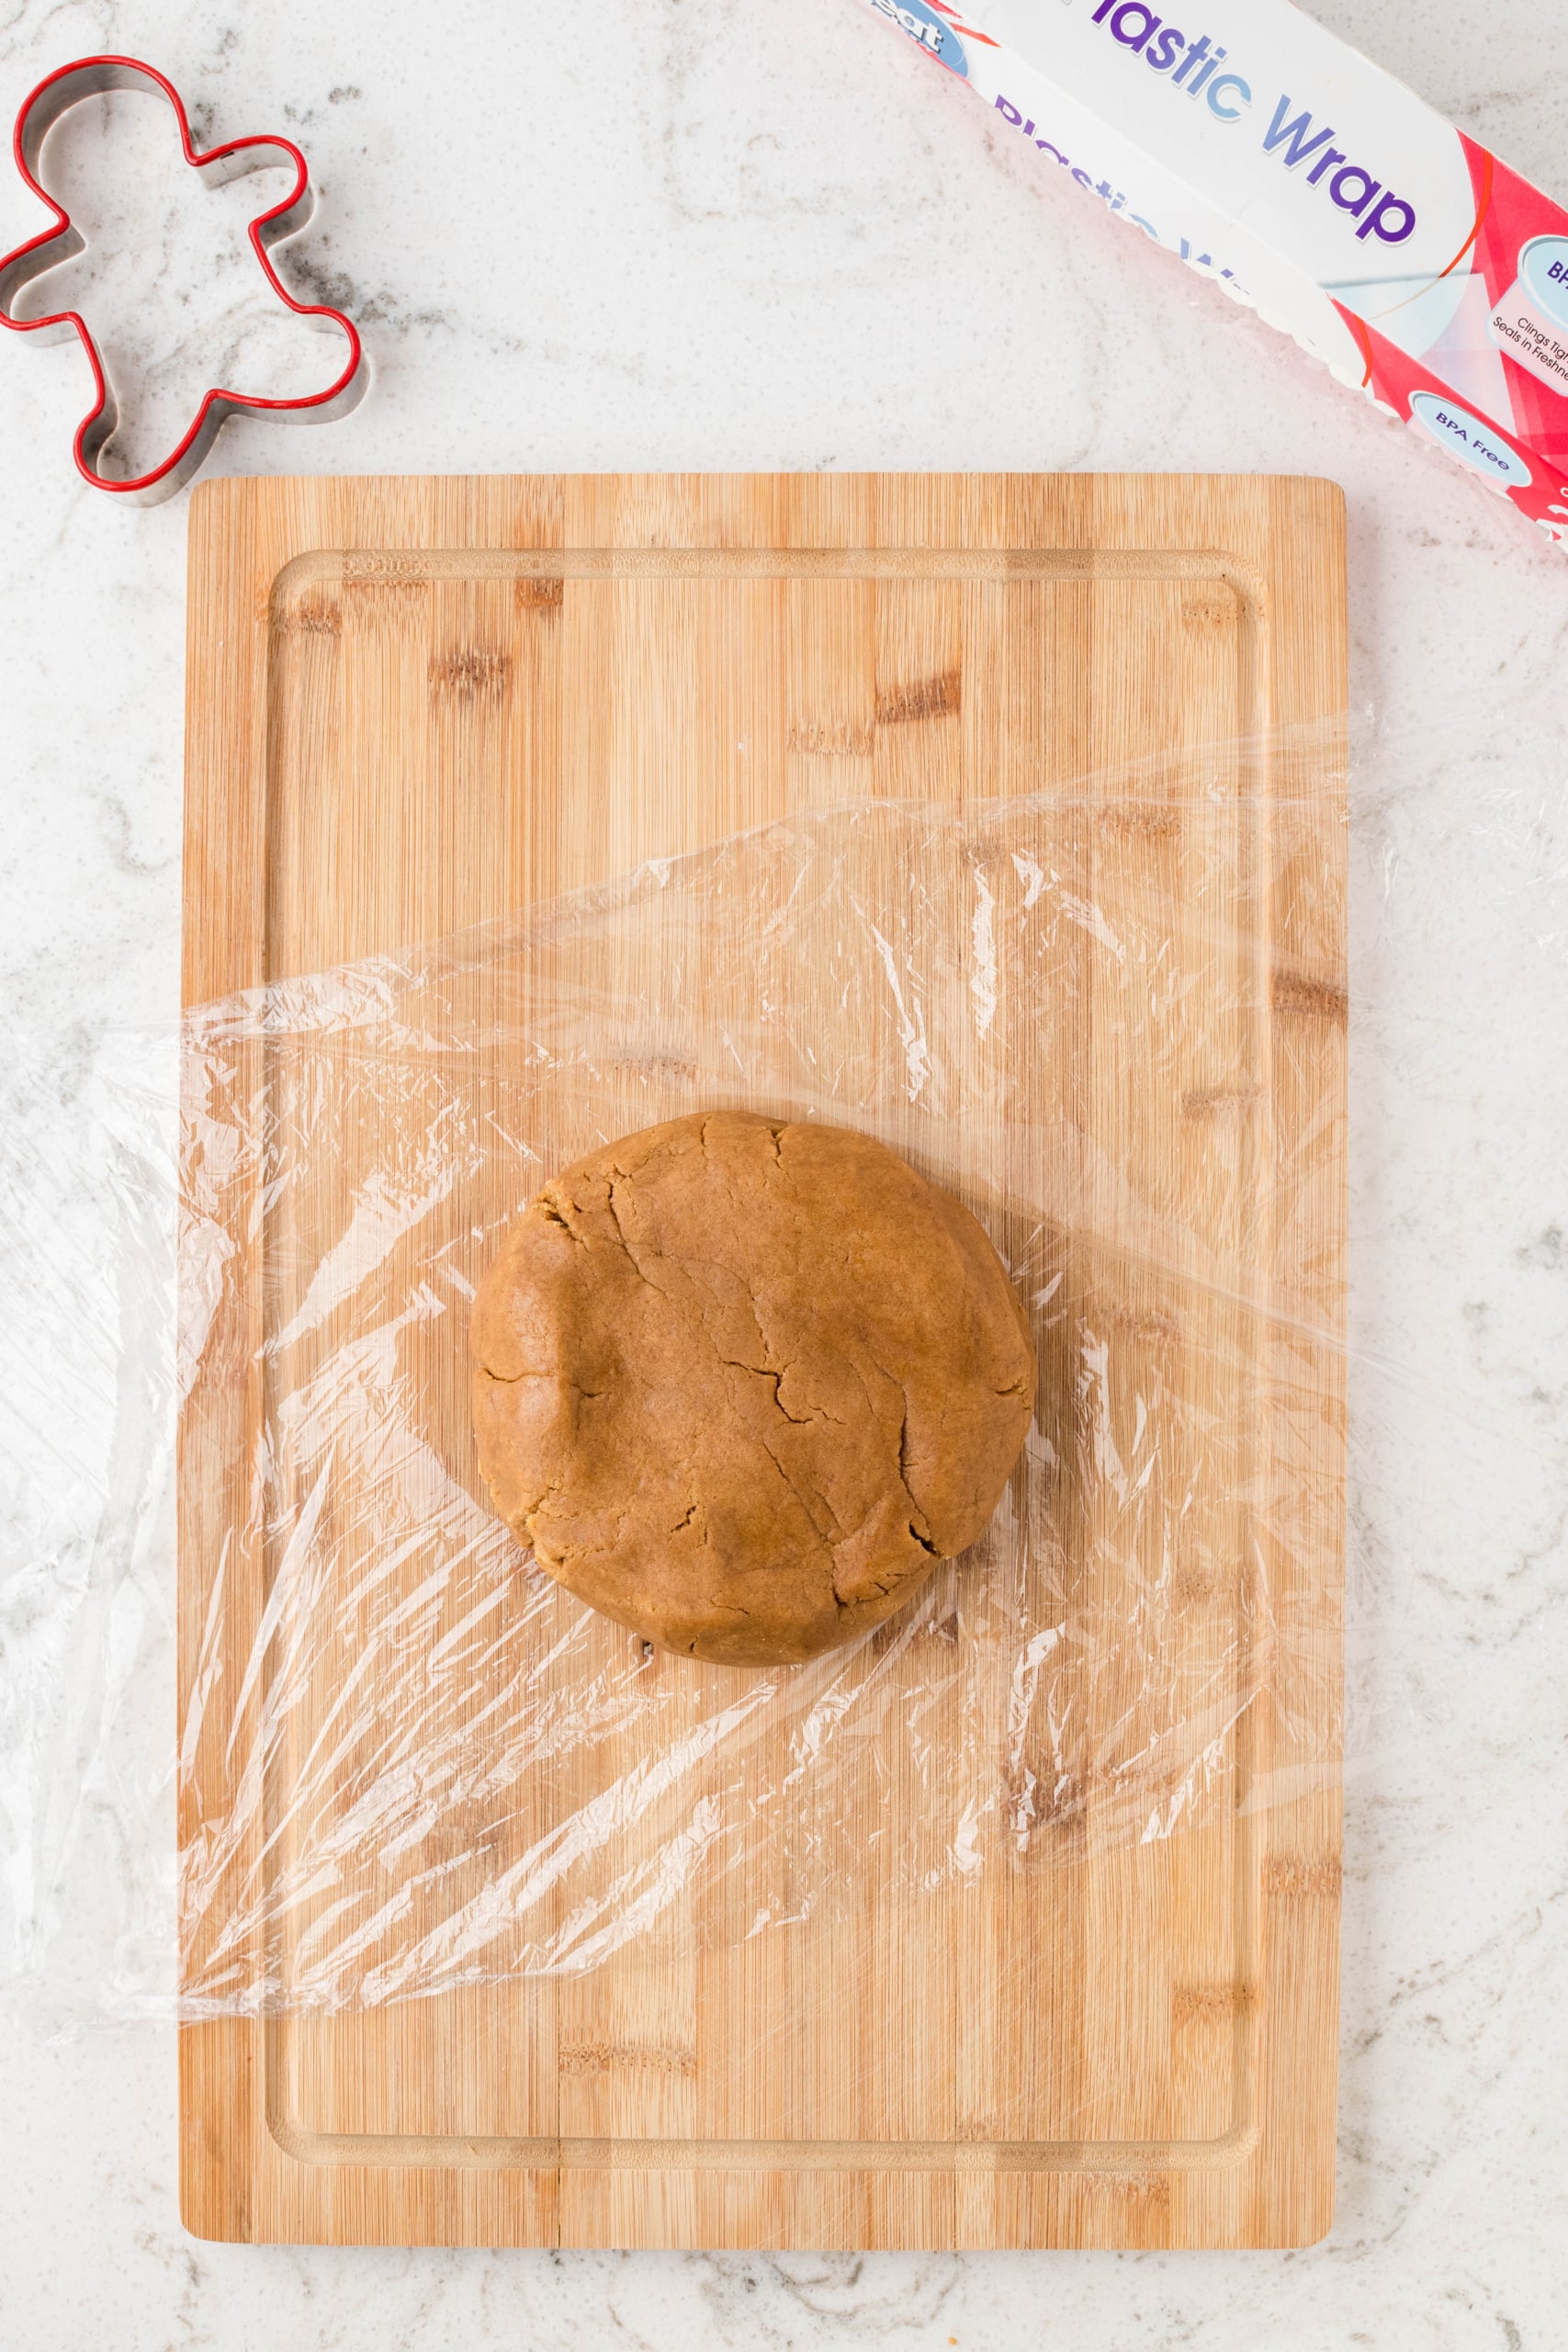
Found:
[2,0,1565,2344]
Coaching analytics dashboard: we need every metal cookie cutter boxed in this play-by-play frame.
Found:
[0,54,366,503]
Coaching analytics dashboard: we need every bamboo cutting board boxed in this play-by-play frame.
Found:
[179,472,1347,2249]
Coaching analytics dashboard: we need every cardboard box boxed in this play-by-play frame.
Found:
[859,0,1568,543]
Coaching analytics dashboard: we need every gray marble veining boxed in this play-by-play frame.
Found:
[1,0,1565,2344]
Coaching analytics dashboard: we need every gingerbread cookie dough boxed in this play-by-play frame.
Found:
[470,1111,1035,1666]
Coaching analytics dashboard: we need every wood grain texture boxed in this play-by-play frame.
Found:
[179,473,1347,2249]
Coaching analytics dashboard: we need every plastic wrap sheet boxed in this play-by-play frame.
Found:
[4,734,1351,2018]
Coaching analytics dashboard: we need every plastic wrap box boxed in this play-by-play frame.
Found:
[860,0,1568,542]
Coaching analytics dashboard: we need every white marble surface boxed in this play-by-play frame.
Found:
[2,0,1566,2343]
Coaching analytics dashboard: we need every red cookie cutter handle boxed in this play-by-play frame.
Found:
[0,55,366,503]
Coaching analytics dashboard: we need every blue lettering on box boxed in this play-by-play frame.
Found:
[1409,391,1532,489]
[1518,236,1568,327]
[865,0,969,75]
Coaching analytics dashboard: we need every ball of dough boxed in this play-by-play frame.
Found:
[470,1111,1035,1666]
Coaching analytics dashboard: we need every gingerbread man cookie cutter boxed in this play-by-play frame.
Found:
[0,55,366,503]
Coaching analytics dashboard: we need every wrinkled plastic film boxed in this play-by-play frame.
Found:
[180,738,1345,2010]
[5,729,1354,2018]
